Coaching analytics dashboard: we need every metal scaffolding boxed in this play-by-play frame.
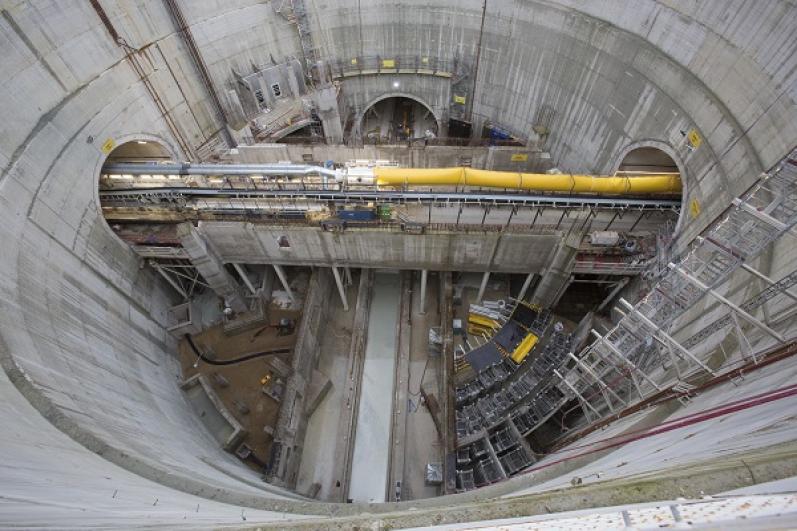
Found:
[149,259,209,299]
[564,148,797,420]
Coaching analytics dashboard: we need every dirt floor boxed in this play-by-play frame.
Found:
[179,301,303,470]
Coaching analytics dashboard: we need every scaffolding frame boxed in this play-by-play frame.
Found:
[565,148,797,419]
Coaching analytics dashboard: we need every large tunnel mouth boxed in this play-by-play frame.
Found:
[361,95,439,144]
[99,138,176,246]
[98,139,204,300]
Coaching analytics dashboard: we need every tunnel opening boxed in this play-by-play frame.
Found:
[361,96,439,144]
[618,146,680,174]
[550,146,683,326]
[98,139,186,255]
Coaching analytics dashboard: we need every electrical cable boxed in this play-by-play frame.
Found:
[185,333,291,366]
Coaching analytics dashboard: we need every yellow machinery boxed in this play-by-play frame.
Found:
[468,313,499,330]
[510,333,539,364]
[372,167,681,195]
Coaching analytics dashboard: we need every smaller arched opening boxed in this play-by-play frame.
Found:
[98,138,176,249]
[616,143,684,235]
[97,139,206,301]
[617,146,681,174]
[359,95,439,144]
[553,144,684,321]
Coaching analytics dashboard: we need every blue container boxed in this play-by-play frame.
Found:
[337,209,376,221]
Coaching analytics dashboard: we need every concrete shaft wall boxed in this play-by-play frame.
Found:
[0,0,795,527]
[310,0,797,245]
[196,221,565,274]
[0,1,306,527]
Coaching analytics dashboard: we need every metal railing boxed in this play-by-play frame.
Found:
[557,147,797,422]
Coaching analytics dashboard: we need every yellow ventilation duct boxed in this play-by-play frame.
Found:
[372,167,681,195]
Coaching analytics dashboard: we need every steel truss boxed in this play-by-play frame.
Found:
[559,148,797,420]
[148,259,209,299]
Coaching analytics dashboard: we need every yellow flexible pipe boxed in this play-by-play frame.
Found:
[373,167,681,195]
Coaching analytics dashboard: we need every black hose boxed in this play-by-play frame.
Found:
[184,333,291,366]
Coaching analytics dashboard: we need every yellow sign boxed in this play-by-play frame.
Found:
[689,198,701,219]
[351,58,358,65]
[101,138,115,154]
[511,153,529,162]
[421,56,429,64]
[687,128,702,149]
[453,95,466,104]
[381,59,395,68]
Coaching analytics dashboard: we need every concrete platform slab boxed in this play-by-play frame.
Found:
[349,272,401,503]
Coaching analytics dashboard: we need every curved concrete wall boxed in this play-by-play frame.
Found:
[310,0,797,244]
[0,0,795,527]
[0,1,305,526]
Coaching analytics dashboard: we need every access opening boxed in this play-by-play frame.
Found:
[98,139,176,250]
[551,145,683,320]
[104,139,172,163]
[97,139,206,301]
[618,146,680,174]
[361,96,439,144]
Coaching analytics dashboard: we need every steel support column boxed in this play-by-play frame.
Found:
[591,329,663,392]
[273,264,295,304]
[150,261,187,299]
[476,271,490,302]
[740,263,797,303]
[554,369,600,418]
[517,273,535,302]
[233,263,257,295]
[419,269,428,315]
[332,266,349,311]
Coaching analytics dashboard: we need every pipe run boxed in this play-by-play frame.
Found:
[103,162,681,196]
[102,162,340,178]
[372,167,681,195]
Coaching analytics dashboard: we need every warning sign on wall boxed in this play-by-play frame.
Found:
[453,95,466,104]
[381,59,395,68]
[687,129,702,149]
[511,153,529,162]
[689,198,701,219]
[101,138,115,154]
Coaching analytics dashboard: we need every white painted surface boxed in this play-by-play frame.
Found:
[401,494,797,530]
[349,273,400,503]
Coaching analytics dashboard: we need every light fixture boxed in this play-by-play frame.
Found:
[136,140,147,145]
[392,81,400,88]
